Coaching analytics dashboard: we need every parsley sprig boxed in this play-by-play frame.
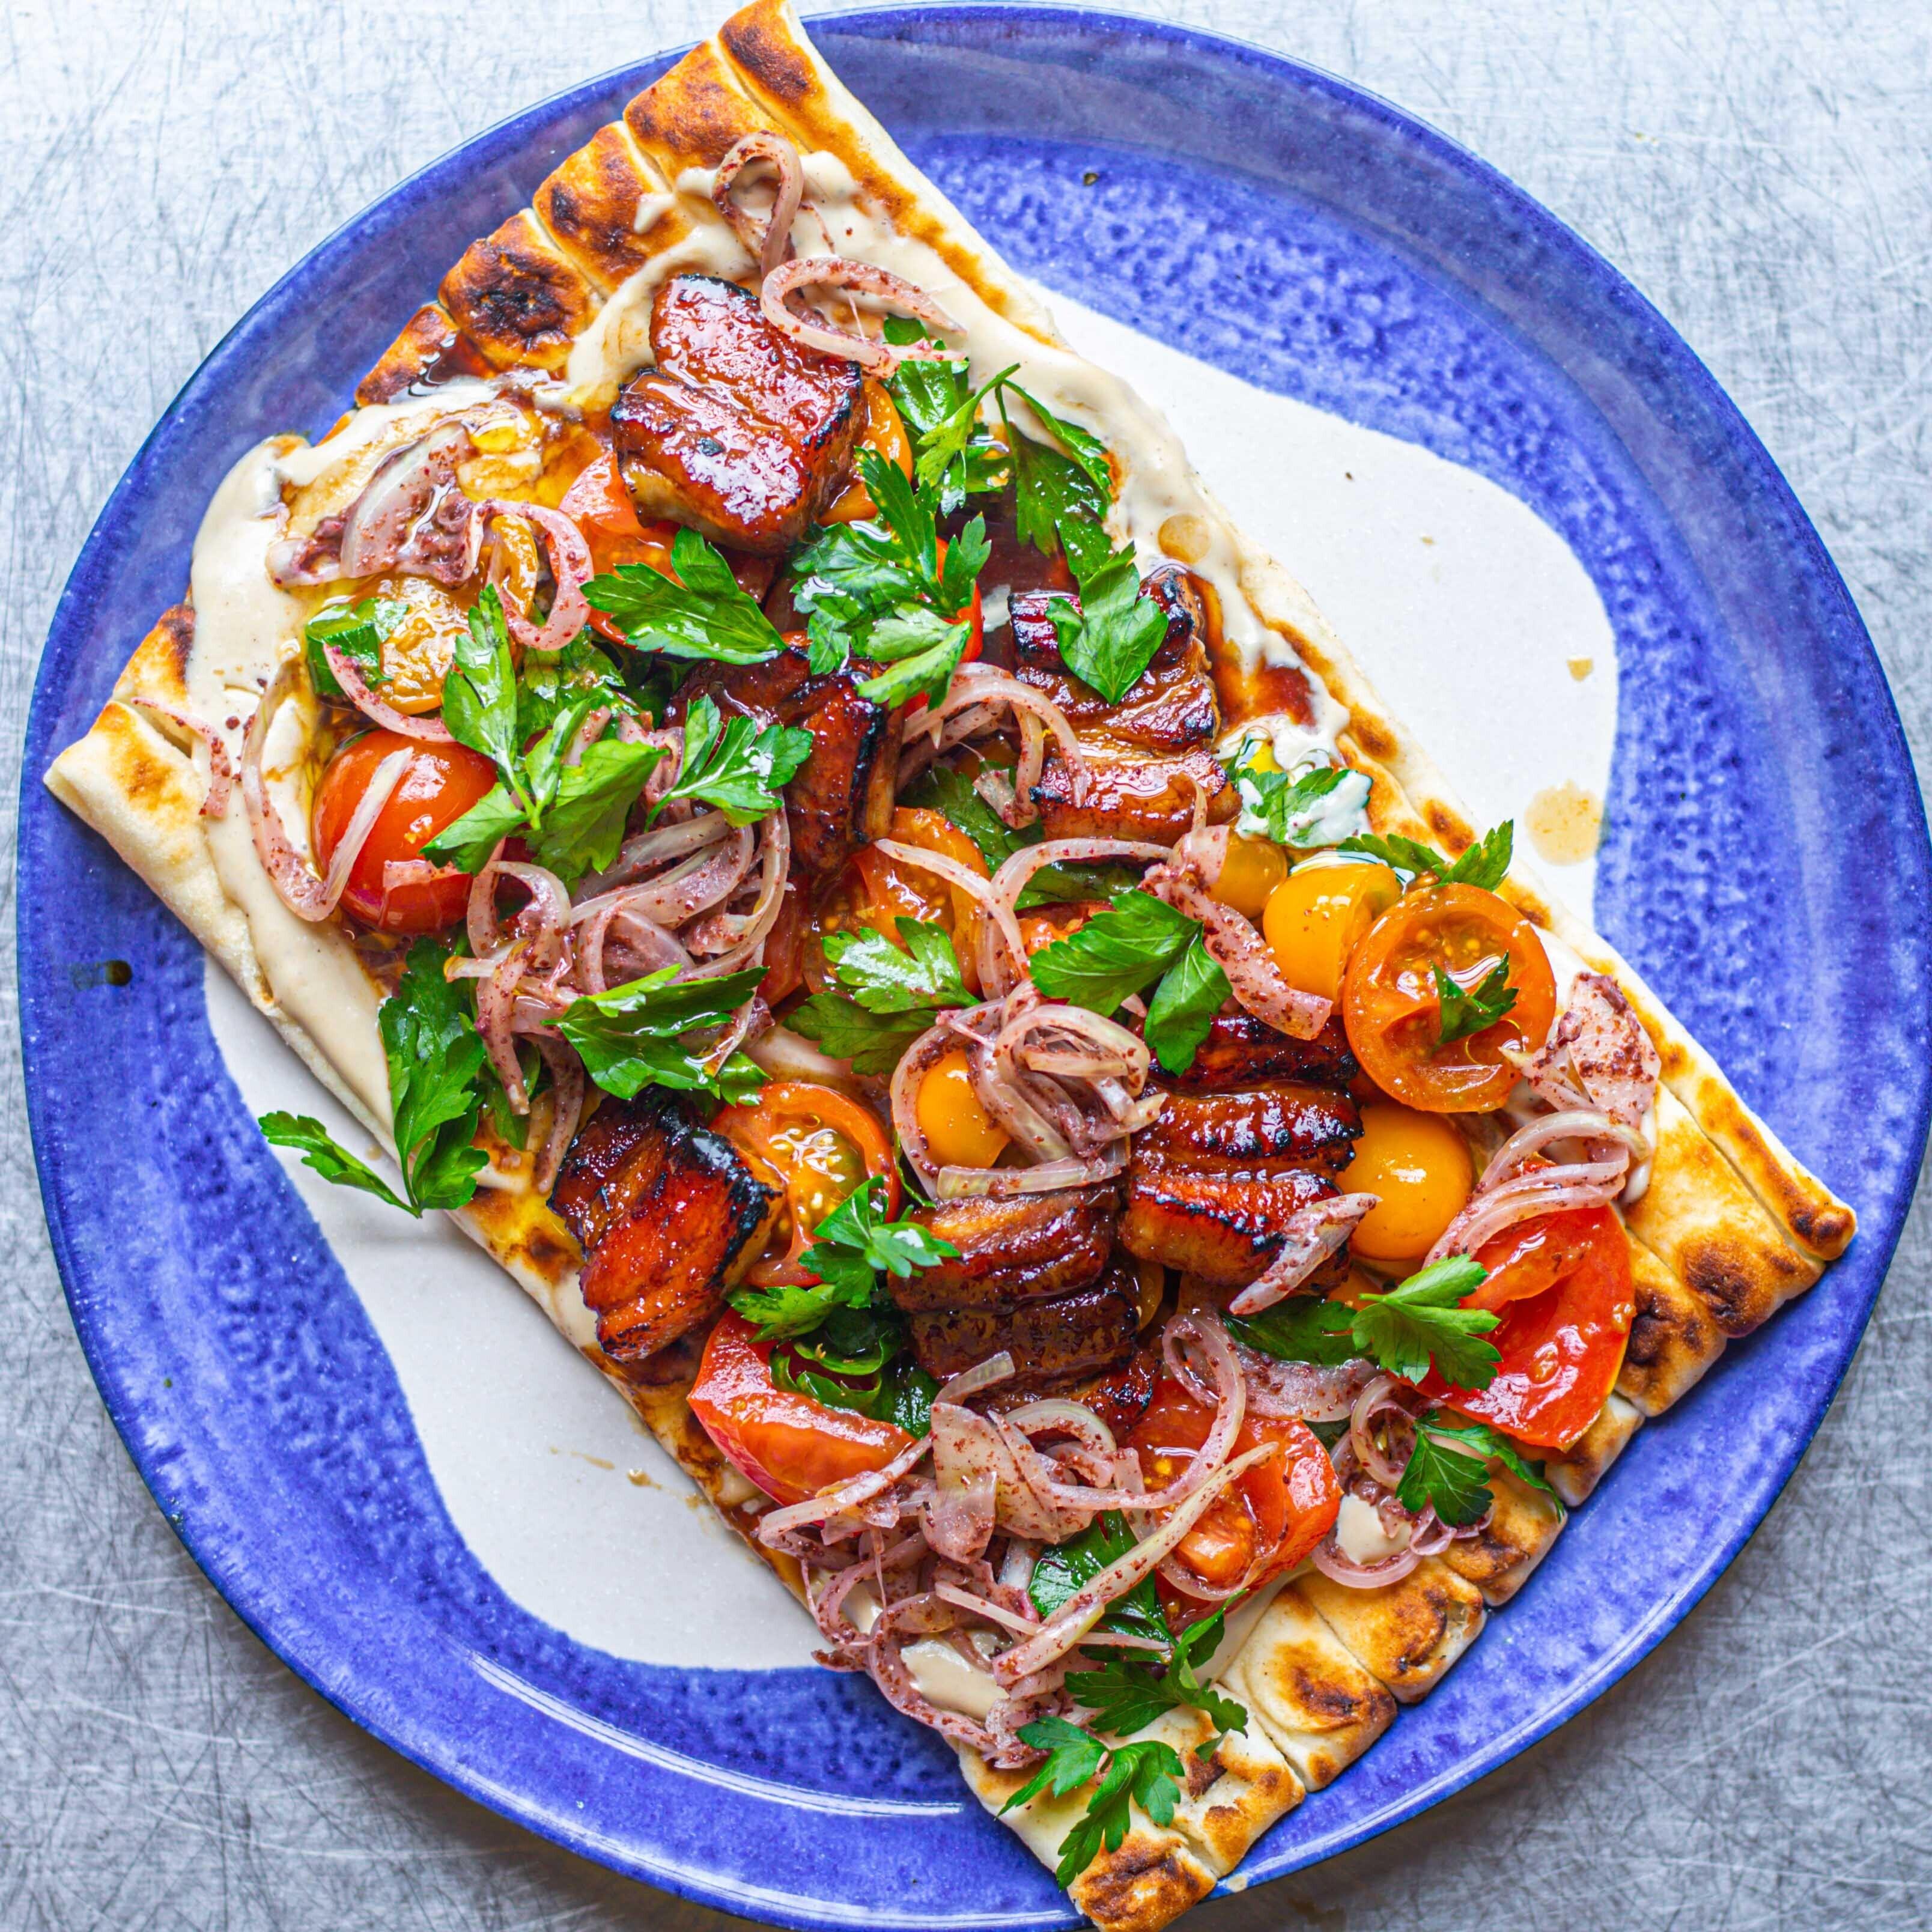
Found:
[554,965,768,1105]
[582,527,789,664]
[1071,1608,1247,1743]
[729,1174,958,1341]
[769,1304,940,1435]
[1231,756,1375,849]
[1396,1416,1552,1526]
[260,940,489,1217]
[423,608,662,883]
[1433,958,1517,1045]
[304,595,403,700]
[1002,1719,1187,1891]
[788,919,974,1075]
[1223,1259,1502,1390]
[1048,517,1168,705]
[1027,889,1229,1075]
[1340,819,1514,890]
[654,696,812,826]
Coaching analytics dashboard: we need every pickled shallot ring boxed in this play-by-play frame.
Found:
[936,1352,1016,1404]
[1227,1192,1379,1316]
[317,747,413,915]
[125,699,234,818]
[475,499,593,655]
[323,642,454,742]
[755,1430,933,1543]
[712,130,804,282]
[241,658,342,922]
[760,254,967,373]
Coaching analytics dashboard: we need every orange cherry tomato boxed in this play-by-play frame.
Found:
[712,1081,896,1286]
[690,1310,916,1505]
[311,729,497,934]
[821,379,915,524]
[1126,1378,1340,1618]
[849,806,990,985]
[1342,882,1558,1113]
[1421,1206,1635,1450]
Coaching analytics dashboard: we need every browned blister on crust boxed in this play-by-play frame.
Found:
[1217,1582,1399,1790]
[625,36,772,175]
[1617,1230,1728,1415]
[532,121,687,293]
[356,304,493,407]
[1540,1393,1644,1508]
[1623,1086,1820,1338]
[957,1751,1216,1932]
[1296,1556,1487,1704]
[1435,1466,1567,1606]
[1128,1704,1303,1877]
[439,210,601,371]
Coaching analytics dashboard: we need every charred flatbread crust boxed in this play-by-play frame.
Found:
[42,4,1859,1921]
[1435,1466,1567,1607]
[1541,1392,1645,1508]
[1215,1583,1397,1790]
[1296,1557,1487,1704]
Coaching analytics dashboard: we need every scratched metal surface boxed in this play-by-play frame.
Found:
[2,0,1927,1925]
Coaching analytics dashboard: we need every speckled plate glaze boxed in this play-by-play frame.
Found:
[19,10,1931,1927]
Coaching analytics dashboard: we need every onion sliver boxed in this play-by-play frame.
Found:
[756,1431,932,1542]
[713,129,803,281]
[760,254,965,373]
[243,659,350,922]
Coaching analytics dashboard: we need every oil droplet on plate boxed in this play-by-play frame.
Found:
[1567,655,1594,681]
[1526,781,1603,865]
[1157,512,1210,562]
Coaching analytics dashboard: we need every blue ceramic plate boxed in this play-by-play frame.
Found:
[20,10,1931,1926]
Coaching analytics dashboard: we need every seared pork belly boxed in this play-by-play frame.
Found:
[908,1256,1141,1386]
[551,1088,779,1362]
[1121,1160,1343,1290]
[1066,1334,1162,1438]
[612,273,863,553]
[1152,1012,1358,1093]
[1033,747,1234,843]
[891,1185,1119,1312]
[674,647,898,885]
[1011,566,1221,756]
[1134,1087,1361,1176]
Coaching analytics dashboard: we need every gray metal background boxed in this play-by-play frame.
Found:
[3,2,1927,1925]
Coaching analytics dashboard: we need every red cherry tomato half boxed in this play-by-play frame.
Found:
[1342,882,1558,1113]
[311,730,497,934]
[1125,1378,1339,1619]
[1422,1205,1635,1450]
[688,1310,916,1506]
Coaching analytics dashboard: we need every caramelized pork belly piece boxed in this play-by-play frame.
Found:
[1122,1160,1344,1290]
[1065,1333,1162,1438]
[551,1089,779,1361]
[1010,566,1221,756]
[1153,1013,1358,1093]
[612,273,863,553]
[1033,747,1235,843]
[891,1185,1119,1312]
[1136,1087,1361,1176]
[907,1257,1141,1386]
[674,646,898,884]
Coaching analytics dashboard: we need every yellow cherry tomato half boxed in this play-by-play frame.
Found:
[1262,861,1402,1004]
[1211,834,1290,920]
[916,1048,1010,1170]
[1340,1101,1475,1266]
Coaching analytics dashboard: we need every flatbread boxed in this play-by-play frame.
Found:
[43,4,1859,1922]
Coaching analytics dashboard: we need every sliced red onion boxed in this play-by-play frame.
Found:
[240,659,343,922]
[1144,855,1331,1040]
[477,949,531,1111]
[873,836,1021,976]
[1227,1194,1379,1316]
[712,129,803,282]
[323,642,454,741]
[756,1430,932,1542]
[1308,1531,1422,1590]
[1349,1374,1420,1489]
[937,1352,1017,1404]
[128,700,234,818]
[991,1442,1279,1686]
[1236,1349,1376,1424]
[313,746,412,913]
[932,1582,1040,1638]
[1478,1107,1648,1190]
[926,1404,1000,1562]
[746,1024,865,1090]
[982,836,1168,992]
[760,255,966,373]
[1425,1163,1630,1266]
[579,812,733,895]
[1004,1400,1116,1457]
[477,500,593,655]
[532,1037,585,1191]
[1517,971,1661,1130]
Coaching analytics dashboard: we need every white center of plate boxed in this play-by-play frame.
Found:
[213,307,1616,1670]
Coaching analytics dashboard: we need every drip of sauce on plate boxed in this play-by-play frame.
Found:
[1526,780,1603,866]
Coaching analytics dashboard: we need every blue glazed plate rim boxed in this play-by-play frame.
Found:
[19,6,1930,1921]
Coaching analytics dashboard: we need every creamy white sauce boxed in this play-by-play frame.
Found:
[1334,1493,1411,1564]
[186,441,392,1131]
[843,1587,1003,1719]
[273,381,499,490]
